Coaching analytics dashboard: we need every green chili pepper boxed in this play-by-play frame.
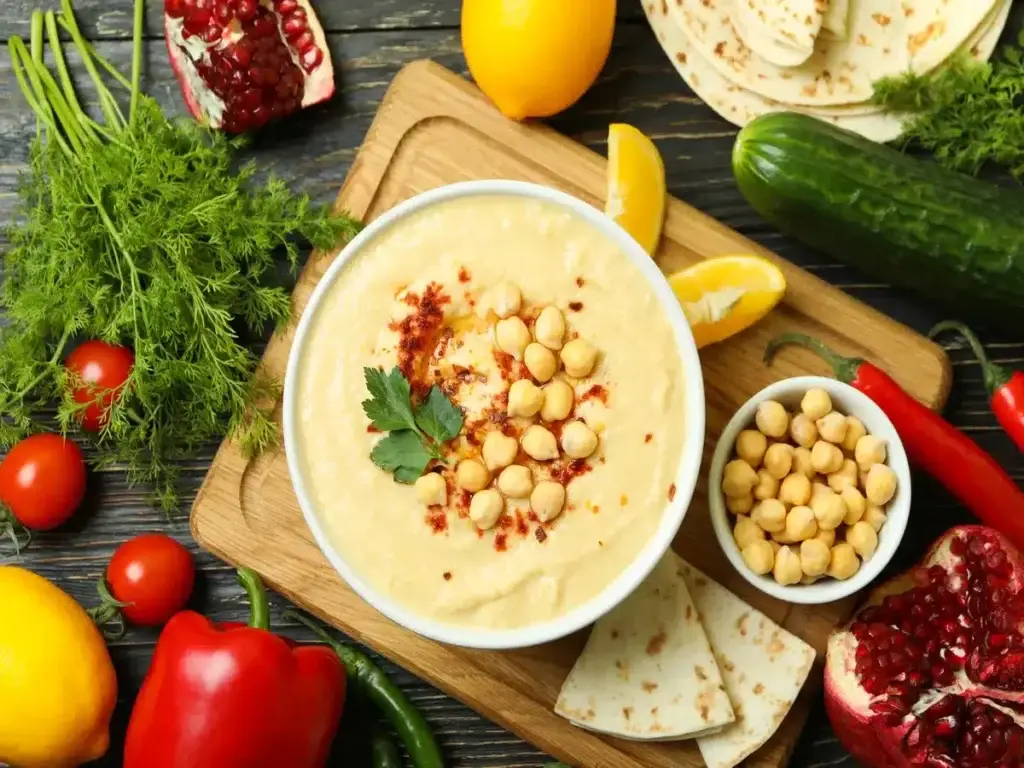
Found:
[371,731,403,768]
[286,611,445,768]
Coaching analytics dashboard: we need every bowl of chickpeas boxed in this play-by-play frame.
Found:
[708,376,911,605]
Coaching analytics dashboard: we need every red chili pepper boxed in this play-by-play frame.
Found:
[124,567,346,768]
[930,320,1024,454]
[765,333,1024,551]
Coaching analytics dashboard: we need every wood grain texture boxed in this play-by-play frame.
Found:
[2,2,1023,766]
[189,60,948,768]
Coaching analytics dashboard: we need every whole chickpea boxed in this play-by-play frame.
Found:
[865,464,897,506]
[842,416,867,453]
[455,459,490,493]
[789,413,818,449]
[753,469,780,501]
[763,443,794,480]
[414,473,447,506]
[827,542,861,580]
[540,380,574,422]
[778,473,812,506]
[482,431,518,471]
[811,490,846,531]
[497,465,534,498]
[863,503,888,532]
[521,425,559,461]
[816,412,849,444]
[507,379,545,418]
[784,505,818,542]
[751,499,787,534]
[490,281,522,319]
[726,493,755,515]
[800,538,831,577]
[734,516,766,549]
[722,459,759,498]
[470,489,504,530]
[560,339,598,378]
[814,528,836,548]
[742,540,776,575]
[792,447,815,478]
[773,546,803,586]
[534,307,566,351]
[847,520,879,560]
[561,421,599,459]
[855,435,888,471]
[755,400,789,439]
[841,486,866,525]
[811,440,844,474]
[735,429,768,468]
[531,481,566,522]
[524,343,558,383]
[811,482,832,502]
[769,540,782,557]
[828,459,859,493]
[801,388,832,421]
[495,316,531,360]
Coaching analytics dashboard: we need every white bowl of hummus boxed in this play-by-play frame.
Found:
[283,181,704,649]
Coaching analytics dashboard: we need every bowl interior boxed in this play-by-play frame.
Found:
[708,376,911,605]
[283,180,707,648]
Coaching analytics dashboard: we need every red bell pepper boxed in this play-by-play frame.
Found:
[124,567,346,768]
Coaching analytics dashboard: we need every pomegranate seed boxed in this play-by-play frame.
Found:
[235,0,257,21]
[215,3,232,23]
[166,0,187,18]
[300,46,323,73]
[241,88,263,109]
[229,45,252,68]
[203,24,223,43]
[283,12,308,38]
[950,535,967,556]
[276,0,299,11]
[291,30,314,51]
[250,104,270,126]
[249,15,277,37]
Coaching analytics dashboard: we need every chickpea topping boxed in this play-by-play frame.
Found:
[828,459,859,493]
[863,503,887,532]
[753,469,780,501]
[524,343,558,383]
[801,574,822,585]
[789,413,818,449]
[495,316,531,360]
[811,481,832,502]
[769,540,782,556]
[722,459,759,497]
[751,498,787,534]
[773,545,803,586]
[414,473,447,507]
[736,429,768,468]
[469,489,504,530]
[855,435,888,471]
[865,464,897,506]
[778,473,812,506]
[801,388,832,421]
[847,520,879,560]
[726,493,755,515]
[755,400,789,439]
[507,379,545,418]
[455,459,490,493]
[490,281,522,319]
[814,528,836,548]
[841,486,866,525]
[816,412,849,444]
[540,380,574,422]
[560,339,598,378]
[763,443,794,480]
[734,516,767,549]
[827,542,861,580]
[742,540,775,575]
[482,431,518,471]
[785,505,818,542]
[792,446,815,478]
[561,420,599,459]
[521,425,559,461]
[811,490,846,531]
[842,416,867,453]
[800,539,831,577]
[811,440,844,474]
[498,465,534,498]
[531,481,566,522]
[534,306,566,350]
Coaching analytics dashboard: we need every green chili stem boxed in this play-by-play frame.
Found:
[764,332,863,384]
[929,320,1011,394]
[236,567,270,630]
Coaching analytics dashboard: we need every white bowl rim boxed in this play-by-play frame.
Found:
[282,180,706,649]
[708,375,911,605]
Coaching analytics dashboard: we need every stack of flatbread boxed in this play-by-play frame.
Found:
[555,552,816,768]
[642,0,1013,142]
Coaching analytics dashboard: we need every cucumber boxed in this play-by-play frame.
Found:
[732,112,1024,328]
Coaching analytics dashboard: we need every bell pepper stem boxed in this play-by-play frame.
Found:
[764,332,863,384]
[929,320,1012,395]
[237,567,270,630]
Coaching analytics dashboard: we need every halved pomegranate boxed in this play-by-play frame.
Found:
[164,0,335,133]
[825,525,1024,767]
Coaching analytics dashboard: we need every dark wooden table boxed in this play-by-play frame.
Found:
[2,2,1023,766]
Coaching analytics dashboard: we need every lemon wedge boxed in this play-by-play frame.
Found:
[668,255,787,349]
[606,124,666,255]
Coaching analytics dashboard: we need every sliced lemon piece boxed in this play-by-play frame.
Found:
[606,123,666,255]
[668,255,787,349]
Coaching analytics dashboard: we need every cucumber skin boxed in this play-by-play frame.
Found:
[732,112,1024,328]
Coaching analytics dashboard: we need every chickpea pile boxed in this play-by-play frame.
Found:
[722,387,896,586]
[414,281,602,532]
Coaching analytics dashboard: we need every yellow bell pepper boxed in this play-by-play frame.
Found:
[0,566,117,767]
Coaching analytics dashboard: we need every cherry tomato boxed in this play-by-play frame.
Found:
[106,534,195,626]
[65,340,134,431]
[0,433,87,531]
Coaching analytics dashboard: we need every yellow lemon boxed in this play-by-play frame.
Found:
[606,123,666,254]
[0,566,117,768]
[669,255,787,349]
[462,0,616,120]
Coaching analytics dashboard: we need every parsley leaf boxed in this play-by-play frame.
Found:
[370,430,431,483]
[362,367,417,432]
[415,386,465,445]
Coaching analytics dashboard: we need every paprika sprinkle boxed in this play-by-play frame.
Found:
[930,320,1024,454]
[765,333,1024,551]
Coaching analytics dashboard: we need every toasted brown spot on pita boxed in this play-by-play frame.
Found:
[872,12,891,26]
[856,33,869,46]
[801,84,818,97]
[714,41,726,57]
[768,630,786,656]
[695,665,708,682]
[647,629,667,655]
[675,52,687,65]
[651,706,659,716]
[754,683,766,695]
[908,21,945,56]
[620,494,629,506]
[903,4,914,17]
[723,659,735,672]
[660,0,668,14]
[642,681,659,693]
[737,612,750,636]
[623,706,633,721]
[695,577,707,587]
[611,630,620,639]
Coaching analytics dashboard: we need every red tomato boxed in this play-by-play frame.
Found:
[65,340,135,431]
[107,534,195,626]
[0,433,87,530]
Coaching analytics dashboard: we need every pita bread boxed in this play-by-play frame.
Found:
[820,0,850,40]
[733,0,822,67]
[669,0,998,106]
[554,554,735,740]
[673,557,816,768]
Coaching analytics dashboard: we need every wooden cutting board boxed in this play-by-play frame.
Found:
[191,60,950,768]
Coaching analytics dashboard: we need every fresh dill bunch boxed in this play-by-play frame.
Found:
[873,33,1024,180]
[2,0,361,510]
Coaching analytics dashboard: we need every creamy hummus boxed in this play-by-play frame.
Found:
[295,194,687,629]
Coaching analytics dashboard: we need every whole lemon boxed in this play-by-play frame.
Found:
[462,0,617,119]
[0,566,117,767]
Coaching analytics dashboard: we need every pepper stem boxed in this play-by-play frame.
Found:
[929,320,1012,395]
[764,333,864,384]
[237,567,270,630]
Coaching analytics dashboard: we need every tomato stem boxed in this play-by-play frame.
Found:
[0,505,31,557]
[86,579,130,640]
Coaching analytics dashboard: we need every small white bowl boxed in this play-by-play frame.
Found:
[708,376,910,605]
